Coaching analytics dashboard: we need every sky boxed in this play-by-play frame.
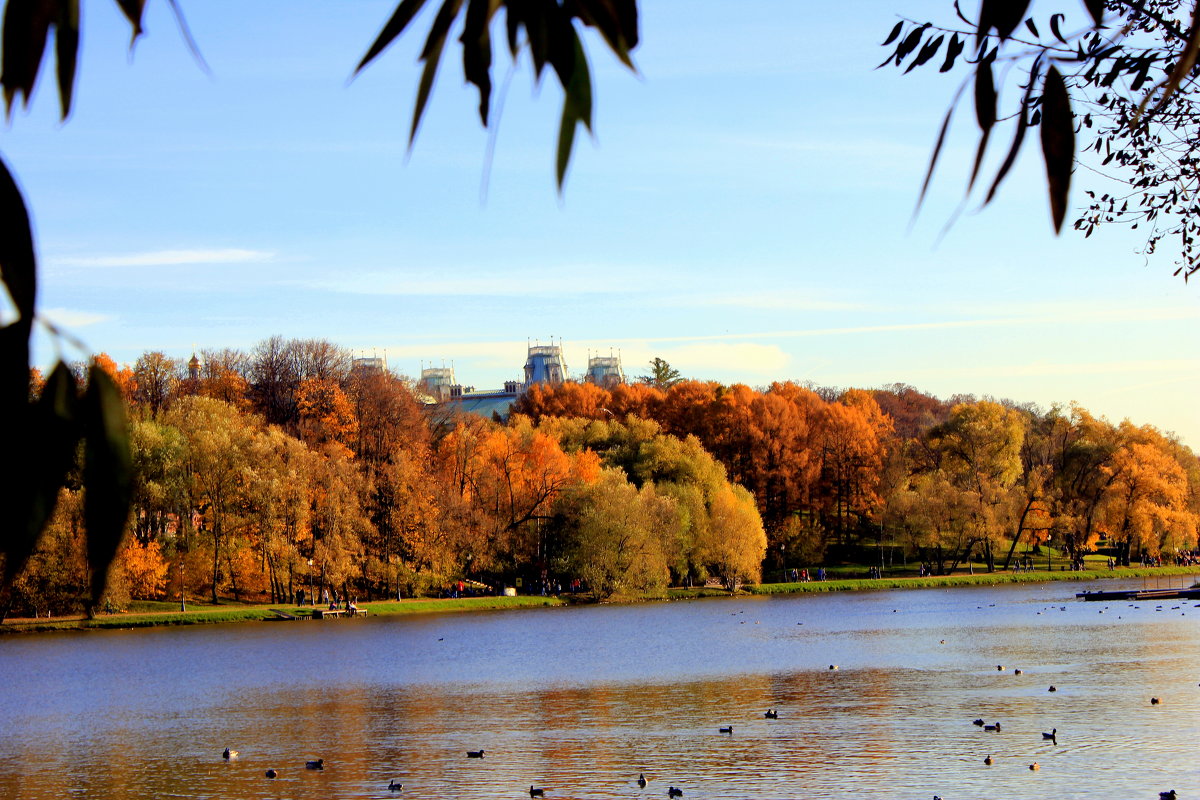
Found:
[1,1,1196,445]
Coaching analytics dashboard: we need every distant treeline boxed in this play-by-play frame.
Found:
[8,338,1198,618]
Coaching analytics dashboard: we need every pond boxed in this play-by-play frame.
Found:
[0,578,1197,800]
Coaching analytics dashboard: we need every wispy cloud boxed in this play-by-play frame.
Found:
[645,342,791,376]
[53,249,275,268]
[660,290,862,312]
[39,307,114,328]
[909,358,1200,380]
[313,271,641,298]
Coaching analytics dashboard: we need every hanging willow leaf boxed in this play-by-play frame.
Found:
[895,24,927,62]
[556,28,592,190]
[974,59,996,133]
[110,0,144,40]
[1136,4,1200,122]
[0,155,35,328]
[986,55,1042,204]
[3,361,81,592]
[969,59,997,191]
[1040,66,1074,232]
[574,0,638,70]
[54,0,79,119]
[1,0,55,114]
[915,92,958,219]
[940,33,964,72]
[978,0,1031,42]
[83,364,133,611]
[1083,0,1104,26]
[882,20,903,46]
[461,0,494,125]
[904,34,944,74]
[355,0,431,74]
[408,0,463,148]
[1049,13,1066,43]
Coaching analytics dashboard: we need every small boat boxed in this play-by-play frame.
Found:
[764,708,778,719]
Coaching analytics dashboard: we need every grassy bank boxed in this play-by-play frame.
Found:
[3,567,1195,633]
[0,595,563,634]
[669,566,1200,599]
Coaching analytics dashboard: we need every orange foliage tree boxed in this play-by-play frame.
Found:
[435,417,601,578]
[296,377,359,454]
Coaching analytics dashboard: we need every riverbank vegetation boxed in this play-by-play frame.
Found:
[3,339,1197,621]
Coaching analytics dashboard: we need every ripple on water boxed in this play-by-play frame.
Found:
[1,579,1198,800]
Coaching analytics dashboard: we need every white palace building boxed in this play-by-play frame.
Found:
[419,341,625,420]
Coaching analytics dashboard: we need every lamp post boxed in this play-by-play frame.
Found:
[179,550,186,612]
[307,558,314,607]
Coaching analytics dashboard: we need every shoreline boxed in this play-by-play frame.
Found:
[3,566,1197,635]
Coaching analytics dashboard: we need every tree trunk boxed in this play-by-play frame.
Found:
[210,522,221,605]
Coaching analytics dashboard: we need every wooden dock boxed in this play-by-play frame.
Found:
[1076,587,1200,601]
[268,607,369,620]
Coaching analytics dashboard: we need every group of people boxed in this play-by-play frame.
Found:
[292,588,357,614]
[787,568,827,582]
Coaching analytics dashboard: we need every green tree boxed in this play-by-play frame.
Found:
[639,357,683,391]
[557,468,679,599]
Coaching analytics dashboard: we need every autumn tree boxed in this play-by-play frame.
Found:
[296,377,359,454]
[128,419,189,546]
[346,367,429,466]
[163,396,267,603]
[93,353,137,405]
[249,335,301,428]
[191,348,252,410]
[248,426,316,603]
[1098,436,1200,559]
[133,351,180,418]
[556,468,680,599]
[814,390,891,542]
[923,400,1026,570]
[446,417,600,578]
[515,380,614,422]
[9,490,88,617]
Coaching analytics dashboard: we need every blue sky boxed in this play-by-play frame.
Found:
[3,1,1197,445]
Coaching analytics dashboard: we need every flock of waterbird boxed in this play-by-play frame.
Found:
[960,655,1180,799]
[218,708,795,796]
[214,597,1192,799]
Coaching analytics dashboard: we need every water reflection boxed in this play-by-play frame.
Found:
[0,580,1197,799]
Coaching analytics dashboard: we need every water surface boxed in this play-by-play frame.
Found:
[1,579,1197,799]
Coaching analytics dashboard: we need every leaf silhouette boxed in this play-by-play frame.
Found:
[355,0,432,74]
[556,28,592,190]
[1040,66,1074,232]
[1,0,54,114]
[55,0,79,119]
[83,365,134,611]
